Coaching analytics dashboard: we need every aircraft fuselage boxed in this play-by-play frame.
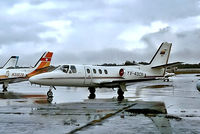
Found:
[30,64,165,88]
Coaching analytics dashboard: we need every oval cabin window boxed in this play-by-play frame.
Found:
[87,69,90,73]
[93,69,96,74]
[104,70,108,74]
[99,69,102,74]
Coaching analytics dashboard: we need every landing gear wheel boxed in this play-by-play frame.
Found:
[117,95,124,101]
[88,93,96,99]
[2,85,8,92]
[117,88,124,101]
[117,88,124,96]
[47,90,53,98]
[47,90,53,103]
[47,97,53,103]
[89,87,96,94]
[88,87,96,99]
[46,86,55,103]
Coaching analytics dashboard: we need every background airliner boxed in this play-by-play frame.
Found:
[0,52,53,92]
[29,42,178,100]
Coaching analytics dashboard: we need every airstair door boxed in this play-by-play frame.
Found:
[84,66,93,85]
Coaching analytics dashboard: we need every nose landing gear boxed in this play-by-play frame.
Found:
[47,86,56,103]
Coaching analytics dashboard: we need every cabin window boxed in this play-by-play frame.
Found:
[99,69,102,74]
[71,65,77,73]
[104,69,108,74]
[93,69,96,74]
[61,65,69,73]
[87,69,90,73]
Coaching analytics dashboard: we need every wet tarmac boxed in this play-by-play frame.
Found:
[0,74,200,134]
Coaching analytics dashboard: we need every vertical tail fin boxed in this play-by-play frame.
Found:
[3,56,19,69]
[27,52,53,78]
[149,42,172,68]
[34,52,53,70]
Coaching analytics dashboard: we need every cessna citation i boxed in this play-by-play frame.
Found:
[29,42,177,100]
[0,52,53,92]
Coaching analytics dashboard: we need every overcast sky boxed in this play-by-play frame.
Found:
[0,0,200,66]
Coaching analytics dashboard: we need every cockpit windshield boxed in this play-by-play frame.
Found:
[60,65,77,74]
[60,65,69,73]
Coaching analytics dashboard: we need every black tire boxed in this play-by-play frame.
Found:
[117,95,124,101]
[47,90,53,97]
[89,87,95,94]
[2,86,7,92]
[117,89,124,96]
[2,88,7,92]
[88,93,96,99]
[47,97,53,103]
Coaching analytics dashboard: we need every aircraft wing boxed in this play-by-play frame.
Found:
[95,77,157,88]
[0,77,28,84]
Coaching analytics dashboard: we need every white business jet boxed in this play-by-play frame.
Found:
[29,42,178,100]
[0,52,53,92]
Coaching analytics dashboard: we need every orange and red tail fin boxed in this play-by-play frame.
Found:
[27,52,53,78]
[34,52,53,70]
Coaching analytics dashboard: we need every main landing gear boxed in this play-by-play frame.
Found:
[47,86,56,103]
[117,88,124,101]
[88,87,125,101]
[2,83,8,92]
[88,87,96,99]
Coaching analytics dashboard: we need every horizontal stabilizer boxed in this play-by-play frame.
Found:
[151,62,183,69]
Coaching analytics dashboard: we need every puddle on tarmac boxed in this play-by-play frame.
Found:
[143,84,173,89]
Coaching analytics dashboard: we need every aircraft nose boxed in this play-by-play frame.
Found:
[29,75,41,84]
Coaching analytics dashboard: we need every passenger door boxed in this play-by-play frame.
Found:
[84,66,93,85]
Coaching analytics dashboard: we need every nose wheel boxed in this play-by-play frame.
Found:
[88,87,96,99]
[47,86,56,103]
[47,89,53,97]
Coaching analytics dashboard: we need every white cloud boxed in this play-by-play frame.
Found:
[118,21,169,50]
[170,15,200,33]
[103,0,136,5]
[0,0,200,64]
[39,20,73,43]
[7,1,64,15]
[7,3,31,15]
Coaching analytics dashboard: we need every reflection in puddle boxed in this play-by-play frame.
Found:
[0,92,21,99]
[143,84,173,89]
[134,84,174,97]
[0,92,46,99]
[15,100,27,103]
[22,94,46,98]
[30,100,171,134]
[34,99,49,104]
[0,91,49,105]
